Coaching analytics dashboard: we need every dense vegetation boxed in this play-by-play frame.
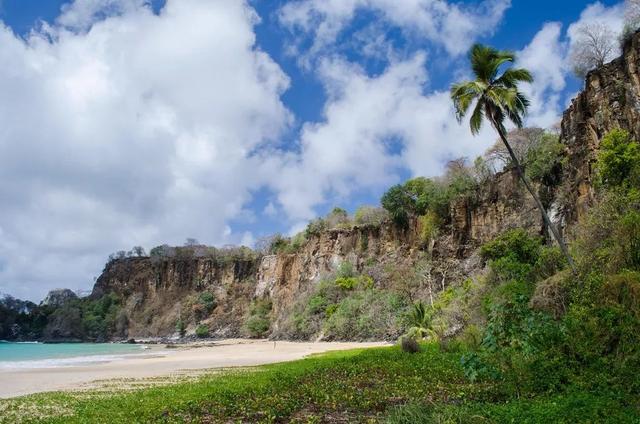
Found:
[0,293,125,342]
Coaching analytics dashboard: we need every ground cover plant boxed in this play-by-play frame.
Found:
[1,344,638,423]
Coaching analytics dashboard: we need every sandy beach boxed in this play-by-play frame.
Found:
[0,339,388,399]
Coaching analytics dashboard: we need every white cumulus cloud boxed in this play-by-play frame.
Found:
[278,0,511,61]
[0,0,291,301]
[269,54,495,221]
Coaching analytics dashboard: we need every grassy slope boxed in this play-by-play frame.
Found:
[1,345,637,423]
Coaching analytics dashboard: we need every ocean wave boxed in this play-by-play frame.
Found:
[0,350,167,370]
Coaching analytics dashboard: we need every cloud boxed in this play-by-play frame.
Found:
[269,54,495,221]
[278,0,511,61]
[0,0,291,301]
[518,22,568,128]
[515,2,625,128]
[57,0,149,30]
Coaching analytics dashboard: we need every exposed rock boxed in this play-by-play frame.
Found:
[451,168,545,248]
[41,289,78,308]
[560,30,640,224]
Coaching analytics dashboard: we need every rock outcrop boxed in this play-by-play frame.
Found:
[560,31,640,223]
[41,289,78,308]
[94,178,545,339]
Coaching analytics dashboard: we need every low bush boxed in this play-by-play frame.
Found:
[324,290,407,341]
[400,336,420,354]
[354,206,389,226]
[195,324,209,338]
[244,298,272,338]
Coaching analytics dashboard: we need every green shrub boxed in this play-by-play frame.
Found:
[305,218,327,237]
[336,261,355,278]
[480,229,542,265]
[197,292,216,314]
[245,316,270,338]
[619,211,640,270]
[575,190,640,275]
[325,207,351,228]
[266,234,290,254]
[244,298,272,338]
[195,324,209,338]
[335,277,359,290]
[175,319,186,338]
[354,206,389,226]
[288,232,307,253]
[324,290,407,340]
[534,246,567,279]
[418,211,439,245]
[525,132,564,184]
[381,184,415,227]
[596,129,640,189]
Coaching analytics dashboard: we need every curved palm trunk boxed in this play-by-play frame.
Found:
[491,121,577,274]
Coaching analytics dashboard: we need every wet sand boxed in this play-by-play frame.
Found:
[0,339,388,398]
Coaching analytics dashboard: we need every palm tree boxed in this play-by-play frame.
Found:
[451,44,576,273]
[406,301,438,341]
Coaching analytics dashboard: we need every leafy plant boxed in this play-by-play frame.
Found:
[244,298,272,338]
[596,129,640,189]
[195,324,209,338]
[405,302,438,341]
[175,318,186,338]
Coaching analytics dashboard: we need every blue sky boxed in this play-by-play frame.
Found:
[0,0,627,300]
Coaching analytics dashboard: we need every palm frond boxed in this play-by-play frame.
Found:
[496,68,533,88]
[450,82,484,122]
[507,91,530,128]
[470,98,485,135]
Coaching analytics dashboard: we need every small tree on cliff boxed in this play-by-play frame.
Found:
[450,44,576,272]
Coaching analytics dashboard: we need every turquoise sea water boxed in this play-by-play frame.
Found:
[0,342,149,369]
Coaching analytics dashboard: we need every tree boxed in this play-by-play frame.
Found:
[381,184,415,227]
[405,301,438,341]
[451,44,576,272]
[570,23,617,79]
[596,129,640,189]
[485,127,545,170]
[184,238,199,247]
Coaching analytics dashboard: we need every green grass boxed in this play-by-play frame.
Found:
[1,345,638,423]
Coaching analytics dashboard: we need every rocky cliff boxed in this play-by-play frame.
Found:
[90,31,640,341]
[94,176,548,340]
[560,31,640,223]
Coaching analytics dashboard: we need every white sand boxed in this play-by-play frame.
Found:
[0,339,388,399]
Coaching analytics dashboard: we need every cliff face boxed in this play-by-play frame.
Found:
[95,179,543,339]
[92,32,640,340]
[451,168,546,247]
[93,257,260,338]
[560,32,640,223]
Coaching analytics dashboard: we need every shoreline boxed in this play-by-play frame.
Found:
[0,339,389,399]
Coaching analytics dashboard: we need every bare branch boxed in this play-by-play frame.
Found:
[570,22,618,79]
